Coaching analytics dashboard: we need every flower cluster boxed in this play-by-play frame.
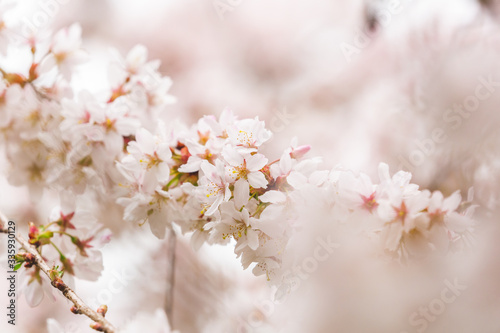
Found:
[117,109,476,282]
[117,109,318,279]
[334,163,475,257]
[15,204,111,307]
[0,4,175,307]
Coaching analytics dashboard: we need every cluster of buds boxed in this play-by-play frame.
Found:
[89,305,108,332]
[14,252,36,269]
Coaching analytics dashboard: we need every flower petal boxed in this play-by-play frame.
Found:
[259,190,286,204]
[248,171,268,189]
[234,179,250,209]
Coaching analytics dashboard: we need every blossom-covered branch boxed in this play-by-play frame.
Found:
[0,10,476,285]
[0,212,117,333]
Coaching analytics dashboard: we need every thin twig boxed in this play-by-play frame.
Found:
[0,211,118,333]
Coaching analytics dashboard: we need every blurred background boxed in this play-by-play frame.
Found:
[2,0,500,332]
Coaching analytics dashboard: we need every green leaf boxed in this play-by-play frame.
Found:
[14,262,22,271]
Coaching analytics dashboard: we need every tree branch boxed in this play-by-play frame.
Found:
[0,211,118,333]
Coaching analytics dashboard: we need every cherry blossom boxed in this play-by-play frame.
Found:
[38,23,88,80]
[222,145,268,188]
[120,127,172,190]
[19,267,55,307]
[198,159,231,216]
[226,117,272,153]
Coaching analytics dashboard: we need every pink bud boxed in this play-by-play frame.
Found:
[97,305,108,317]
[90,322,104,332]
[70,306,81,315]
[52,277,66,291]
[28,222,38,237]
[290,145,311,159]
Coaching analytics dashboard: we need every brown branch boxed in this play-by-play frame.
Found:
[0,211,118,333]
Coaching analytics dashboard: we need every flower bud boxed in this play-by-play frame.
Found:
[17,252,36,268]
[28,222,40,246]
[90,322,104,332]
[70,306,81,315]
[24,253,36,268]
[290,145,311,159]
[97,305,108,317]
[52,277,66,291]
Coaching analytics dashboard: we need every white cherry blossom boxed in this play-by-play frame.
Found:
[222,145,268,188]
[39,23,88,80]
[198,159,231,216]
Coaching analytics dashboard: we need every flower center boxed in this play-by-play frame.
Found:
[140,151,162,169]
[237,130,255,148]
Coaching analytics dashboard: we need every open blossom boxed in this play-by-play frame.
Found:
[118,186,174,238]
[226,117,272,153]
[39,23,88,80]
[374,164,432,253]
[60,91,100,139]
[13,85,60,140]
[109,44,153,80]
[120,127,172,191]
[426,191,474,250]
[108,44,176,110]
[207,179,261,250]
[176,116,223,172]
[270,150,293,180]
[69,249,105,281]
[203,108,238,140]
[63,95,137,147]
[377,162,419,197]
[222,145,268,188]
[337,170,379,212]
[91,102,139,152]
[377,189,431,252]
[19,267,55,307]
[178,138,219,173]
[6,140,49,199]
[127,70,176,107]
[198,159,231,216]
[121,44,151,75]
